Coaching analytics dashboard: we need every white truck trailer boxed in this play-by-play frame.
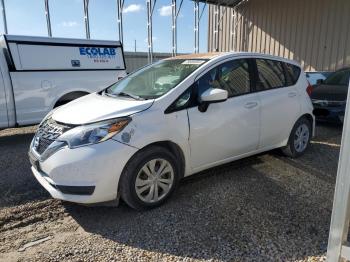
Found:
[0,35,126,129]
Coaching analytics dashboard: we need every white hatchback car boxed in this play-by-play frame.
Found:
[29,52,314,210]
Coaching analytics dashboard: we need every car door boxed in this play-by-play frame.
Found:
[187,58,260,170]
[254,58,300,149]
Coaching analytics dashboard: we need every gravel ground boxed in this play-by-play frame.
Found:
[0,123,343,261]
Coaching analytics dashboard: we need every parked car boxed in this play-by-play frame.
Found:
[306,71,332,86]
[0,35,126,129]
[311,67,350,123]
[29,53,314,210]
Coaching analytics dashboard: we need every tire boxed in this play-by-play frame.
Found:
[282,117,312,158]
[119,146,180,210]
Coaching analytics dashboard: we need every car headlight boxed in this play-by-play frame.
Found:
[58,117,131,149]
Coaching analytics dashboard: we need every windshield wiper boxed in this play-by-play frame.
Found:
[116,92,144,100]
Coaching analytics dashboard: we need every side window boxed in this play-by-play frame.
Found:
[196,59,251,98]
[197,67,218,98]
[164,87,192,114]
[324,69,350,85]
[174,88,191,108]
[284,63,301,85]
[217,59,251,97]
[256,59,286,91]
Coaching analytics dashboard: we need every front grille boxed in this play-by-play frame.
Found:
[33,118,71,155]
[36,136,54,154]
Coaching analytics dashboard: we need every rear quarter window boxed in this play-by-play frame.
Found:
[284,63,301,85]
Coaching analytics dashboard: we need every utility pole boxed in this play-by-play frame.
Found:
[171,0,176,56]
[0,0,7,34]
[134,39,136,52]
[171,0,183,56]
[194,0,199,53]
[213,4,220,51]
[146,0,156,63]
[83,0,90,39]
[117,0,124,43]
[44,0,52,37]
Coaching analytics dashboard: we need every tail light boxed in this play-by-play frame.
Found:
[306,81,313,96]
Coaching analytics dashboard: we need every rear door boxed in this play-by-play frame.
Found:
[255,58,300,149]
[187,58,260,170]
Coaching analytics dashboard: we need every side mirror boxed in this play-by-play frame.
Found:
[198,88,228,112]
[200,88,228,103]
[316,79,324,85]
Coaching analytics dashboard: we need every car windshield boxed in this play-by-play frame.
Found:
[324,69,350,86]
[105,59,208,99]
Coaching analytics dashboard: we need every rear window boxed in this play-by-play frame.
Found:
[284,63,301,85]
[256,59,286,91]
[324,69,350,86]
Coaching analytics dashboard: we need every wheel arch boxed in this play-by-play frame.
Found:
[121,140,186,182]
[280,113,314,148]
[299,113,314,135]
[139,141,186,178]
[53,91,90,108]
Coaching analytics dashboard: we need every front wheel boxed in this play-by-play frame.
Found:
[282,118,311,158]
[119,146,180,210]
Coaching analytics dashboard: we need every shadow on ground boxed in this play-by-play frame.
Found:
[0,132,50,208]
[67,150,334,261]
[276,122,341,184]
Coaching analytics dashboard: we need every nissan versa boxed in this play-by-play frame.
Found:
[29,53,315,210]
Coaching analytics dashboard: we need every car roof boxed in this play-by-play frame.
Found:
[165,52,224,60]
[167,52,301,68]
[334,67,350,72]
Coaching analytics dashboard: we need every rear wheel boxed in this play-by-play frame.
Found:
[282,117,311,158]
[119,146,180,210]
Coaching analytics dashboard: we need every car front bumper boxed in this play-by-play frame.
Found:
[29,139,138,204]
[313,105,345,123]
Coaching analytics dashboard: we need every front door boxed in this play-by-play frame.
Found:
[187,58,260,170]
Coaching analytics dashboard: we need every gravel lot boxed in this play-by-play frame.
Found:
[0,123,343,261]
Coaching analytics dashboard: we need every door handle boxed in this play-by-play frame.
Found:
[244,101,258,109]
[288,92,297,97]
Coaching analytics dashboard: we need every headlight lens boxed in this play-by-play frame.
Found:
[58,117,131,148]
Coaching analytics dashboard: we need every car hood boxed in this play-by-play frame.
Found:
[52,93,154,125]
[311,84,348,101]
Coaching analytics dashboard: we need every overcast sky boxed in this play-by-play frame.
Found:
[1,0,208,53]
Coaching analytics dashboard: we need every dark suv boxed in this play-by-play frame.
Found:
[311,68,350,123]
